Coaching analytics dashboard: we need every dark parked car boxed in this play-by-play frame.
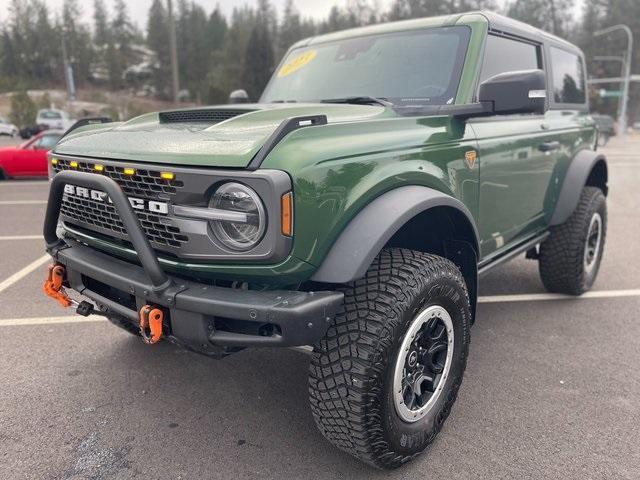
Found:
[591,114,616,146]
[19,124,48,139]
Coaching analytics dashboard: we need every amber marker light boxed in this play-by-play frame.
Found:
[70,161,78,168]
[94,164,104,172]
[50,158,58,166]
[281,192,293,237]
[160,172,174,180]
[123,167,135,175]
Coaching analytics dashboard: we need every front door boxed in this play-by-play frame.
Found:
[472,33,558,260]
[471,116,559,258]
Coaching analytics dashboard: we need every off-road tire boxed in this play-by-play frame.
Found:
[309,249,471,469]
[539,186,607,295]
[0,168,6,180]
[107,313,141,337]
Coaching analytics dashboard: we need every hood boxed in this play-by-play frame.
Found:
[54,103,391,168]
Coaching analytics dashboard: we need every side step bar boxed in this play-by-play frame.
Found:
[478,231,550,277]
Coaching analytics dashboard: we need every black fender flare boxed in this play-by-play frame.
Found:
[550,149,608,226]
[310,185,480,283]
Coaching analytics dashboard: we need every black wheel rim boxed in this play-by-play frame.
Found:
[393,305,454,422]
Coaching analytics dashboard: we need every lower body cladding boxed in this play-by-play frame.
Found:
[51,241,343,357]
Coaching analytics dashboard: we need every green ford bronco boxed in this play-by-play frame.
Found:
[44,11,607,469]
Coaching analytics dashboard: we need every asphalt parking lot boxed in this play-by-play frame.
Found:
[1,135,639,480]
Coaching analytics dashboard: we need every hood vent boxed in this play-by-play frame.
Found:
[159,109,251,124]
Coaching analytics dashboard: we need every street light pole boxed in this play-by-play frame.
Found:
[167,0,180,103]
[594,25,633,135]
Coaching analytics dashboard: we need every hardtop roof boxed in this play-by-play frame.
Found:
[291,11,581,54]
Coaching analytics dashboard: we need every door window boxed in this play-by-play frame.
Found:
[480,34,541,84]
[550,47,586,104]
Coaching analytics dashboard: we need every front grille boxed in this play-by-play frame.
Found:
[53,158,189,250]
[53,158,184,200]
[61,195,188,248]
[158,109,250,124]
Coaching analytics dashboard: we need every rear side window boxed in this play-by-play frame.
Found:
[480,35,540,84]
[550,47,586,104]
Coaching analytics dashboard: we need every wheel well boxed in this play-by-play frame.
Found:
[385,206,478,319]
[0,168,5,180]
[586,159,608,196]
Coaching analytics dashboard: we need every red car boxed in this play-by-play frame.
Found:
[0,130,62,179]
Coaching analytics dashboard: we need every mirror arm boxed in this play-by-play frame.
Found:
[394,102,494,118]
[448,101,494,120]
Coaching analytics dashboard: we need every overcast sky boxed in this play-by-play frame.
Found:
[0,0,583,28]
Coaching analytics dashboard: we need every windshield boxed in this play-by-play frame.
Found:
[39,110,62,120]
[37,134,62,150]
[261,26,470,106]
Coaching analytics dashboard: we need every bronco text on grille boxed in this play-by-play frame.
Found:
[53,157,189,250]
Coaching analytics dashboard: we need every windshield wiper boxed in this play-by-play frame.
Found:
[320,96,393,107]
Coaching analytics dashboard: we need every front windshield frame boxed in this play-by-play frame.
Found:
[261,25,471,107]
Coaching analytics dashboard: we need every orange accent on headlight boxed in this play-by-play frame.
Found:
[281,192,293,237]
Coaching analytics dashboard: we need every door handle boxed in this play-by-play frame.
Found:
[538,141,560,152]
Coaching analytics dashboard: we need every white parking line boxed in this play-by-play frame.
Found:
[0,181,49,187]
[0,200,47,205]
[0,316,105,326]
[1,289,639,328]
[0,254,50,294]
[0,235,42,241]
[478,289,640,304]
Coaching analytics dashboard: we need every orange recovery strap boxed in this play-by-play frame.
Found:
[43,264,73,308]
[139,305,164,344]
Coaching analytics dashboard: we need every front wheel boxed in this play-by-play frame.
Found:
[309,249,471,469]
[539,186,607,295]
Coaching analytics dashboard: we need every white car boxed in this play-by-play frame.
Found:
[35,109,76,131]
[0,116,18,137]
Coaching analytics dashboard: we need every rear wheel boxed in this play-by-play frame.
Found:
[539,186,607,295]
[309,249,471,469]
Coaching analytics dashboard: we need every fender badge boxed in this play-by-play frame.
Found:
[465,150,477,169]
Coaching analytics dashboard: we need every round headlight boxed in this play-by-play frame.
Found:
[209,182,266,251]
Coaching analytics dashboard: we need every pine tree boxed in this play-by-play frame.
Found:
[242,6,275,101]
[506,0,575,37]
[278,0,302,58]
[108,0,135,89]
[60,0,93,85]
[93,0,109,46]
[147,0,170,98]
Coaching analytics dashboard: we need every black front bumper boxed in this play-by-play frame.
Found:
[44,171,343,355]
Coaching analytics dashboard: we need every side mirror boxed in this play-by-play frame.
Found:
[228,89,250,104]
[479,69,547,115]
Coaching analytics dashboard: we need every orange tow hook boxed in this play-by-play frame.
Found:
[139,305,164,344]
[43,264,73,308]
